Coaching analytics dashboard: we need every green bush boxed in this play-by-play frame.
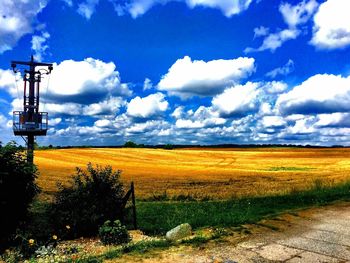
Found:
[99,220,130,245]
[49,163,125,238]
[0,142,40,252]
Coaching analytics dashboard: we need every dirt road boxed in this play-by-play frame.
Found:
[109,202,350,262]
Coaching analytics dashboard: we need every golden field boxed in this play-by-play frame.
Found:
[34,147,350,200]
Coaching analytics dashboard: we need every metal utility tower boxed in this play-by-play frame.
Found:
[11,55,53,164]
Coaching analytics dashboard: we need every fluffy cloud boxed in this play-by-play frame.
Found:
[0,69,17,95]
[44,58,131,103]
[286,116,316,135]
[279,0,319,28]
[127,93,168,118]
[82,97,125,116]
[261,116,286,128]
[244,29,299,53]
[277,74,350,115]
[185,0,253,17]
[212,82,260,117]
[0,114,9,127]
[263,81,288,94]
[31,31,50,62]
[94,119,113,128]
[0,0,48,53]
[111,0,253,18]
[78,0,100,19]
[61,0,73,7]
[311,0,350,49]
[126,120,169,134]
[253,26,269,38]
[158,56,255,98]
[0,113,13,144]
[246,0,318,53]
[42,102,82,116]
[175,106,226,129]
[171,106,184,119]
[315,113,350,128]
[55,125,105,137]
[5,58,131,119]
[266,60,295,78]
[49,118,62,126]
[41,96,125,117]
[143,78,153,91]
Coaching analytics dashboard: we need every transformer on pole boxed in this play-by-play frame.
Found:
[11,55,53,164]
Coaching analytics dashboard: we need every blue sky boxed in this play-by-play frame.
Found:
[1,0,350,146]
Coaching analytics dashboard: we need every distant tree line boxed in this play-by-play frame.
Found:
[30,142,346,150]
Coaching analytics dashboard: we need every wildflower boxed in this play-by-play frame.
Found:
[66,225,71,230]
[52,235,58,240]
[28,239,35,246]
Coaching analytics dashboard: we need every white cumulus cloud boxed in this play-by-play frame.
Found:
[175,106,226,129]
[0,0,48,53]
[185,0,253,17]
[78,0,100,19]
[82,96,125,116]
[261,116,286,128]
[245,29,299,53]
[127,93,168,118]
[158,56,255,98]
[277,74,350,115]
[266,60,295,78]
[311,0,350,49]
[315,113,350,127]
[286,116,316,135]
[31,31,50,61]
[44,58,131,102]
[94,119,113,128]
[279,0,319,28]
[49,118,62,126]
[212,82,260,117]
[253,26,269,38]
[43,102,82,116]
[143,78,153,90]
[126,120,170,134]
[246,0,318,53]
[263,81,288,94]
[111,0,253,18]
[0,69,17,96]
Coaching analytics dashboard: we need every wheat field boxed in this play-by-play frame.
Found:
[34,147,350,200]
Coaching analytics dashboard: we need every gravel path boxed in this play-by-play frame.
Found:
[109,201,350,263]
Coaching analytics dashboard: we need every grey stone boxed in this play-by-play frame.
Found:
[166,223,192,241]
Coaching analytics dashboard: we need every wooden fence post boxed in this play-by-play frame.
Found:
[131,182,137,230]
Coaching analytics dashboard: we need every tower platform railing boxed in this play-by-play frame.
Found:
[13,111,48,136]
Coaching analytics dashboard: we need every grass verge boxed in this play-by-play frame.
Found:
[62,228,229,262]
[136,180,350,234]
[9,180,350,262]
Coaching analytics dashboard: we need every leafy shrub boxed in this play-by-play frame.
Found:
[0,142,40,252]
[50,163,125,238]
[99,220,130,245]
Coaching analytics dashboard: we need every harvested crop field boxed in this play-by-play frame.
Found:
[34,147,350,200]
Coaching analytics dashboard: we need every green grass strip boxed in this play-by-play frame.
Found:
[136,181,350,234]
